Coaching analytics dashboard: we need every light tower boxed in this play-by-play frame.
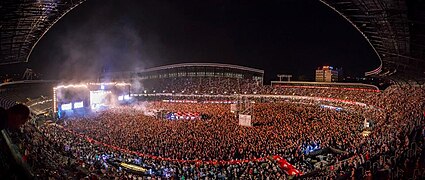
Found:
[22,68,34,80]
[277,74,292,81]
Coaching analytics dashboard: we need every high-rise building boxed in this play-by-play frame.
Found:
[315,66,342,82]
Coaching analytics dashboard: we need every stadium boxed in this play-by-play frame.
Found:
[1,0,425,179]
[102,62,264,94]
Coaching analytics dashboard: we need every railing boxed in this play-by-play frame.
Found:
[1,129,34,178]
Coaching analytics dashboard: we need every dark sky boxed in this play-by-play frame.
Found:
[3,0,380,82]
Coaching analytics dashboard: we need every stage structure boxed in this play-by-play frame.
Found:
[238,114,252,127]
[53,82,131,118]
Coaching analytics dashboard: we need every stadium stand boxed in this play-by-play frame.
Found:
[2,80,424,179]
[320,0,425,82]
[1,0,425,179]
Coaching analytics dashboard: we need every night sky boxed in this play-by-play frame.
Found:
[3,0,380,83]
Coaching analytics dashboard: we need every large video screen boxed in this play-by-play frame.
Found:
[90,90,113,110]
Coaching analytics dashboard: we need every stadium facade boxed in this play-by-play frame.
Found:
[101,63,264,93]
[102,63,264,82]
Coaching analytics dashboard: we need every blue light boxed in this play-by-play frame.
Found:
[302,143,321,154]
[100,85,105,90]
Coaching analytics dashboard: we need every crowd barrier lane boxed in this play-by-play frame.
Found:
[56,125,273,166]
[162,99,237,104]
[272,155,302,176]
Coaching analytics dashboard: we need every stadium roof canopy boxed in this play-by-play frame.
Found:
[320,0,425,83]
[0,0,85,65]
[143,63,264,74]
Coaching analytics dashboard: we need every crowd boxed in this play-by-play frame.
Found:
[140,77,261,94]
[63,102,360,163]
[137,75,379,95]
[6,84,425,179]
[9,121,286,179]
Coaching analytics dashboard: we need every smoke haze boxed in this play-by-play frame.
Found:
[22,0,380,82]
[50,9,149,81]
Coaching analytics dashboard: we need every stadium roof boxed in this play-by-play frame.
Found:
[0,80,56,88]
[143,63,264,74]
[0,0,85,65]
[319,0,425,82]
[1,0,424,82]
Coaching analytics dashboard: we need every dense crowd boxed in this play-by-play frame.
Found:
[6,84,425,179]
[10,121,286,179]
[64,102,364,163]
[140,77,261,94]
[137,76,380,96]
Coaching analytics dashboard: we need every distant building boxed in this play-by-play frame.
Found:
[315,66,342,82]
